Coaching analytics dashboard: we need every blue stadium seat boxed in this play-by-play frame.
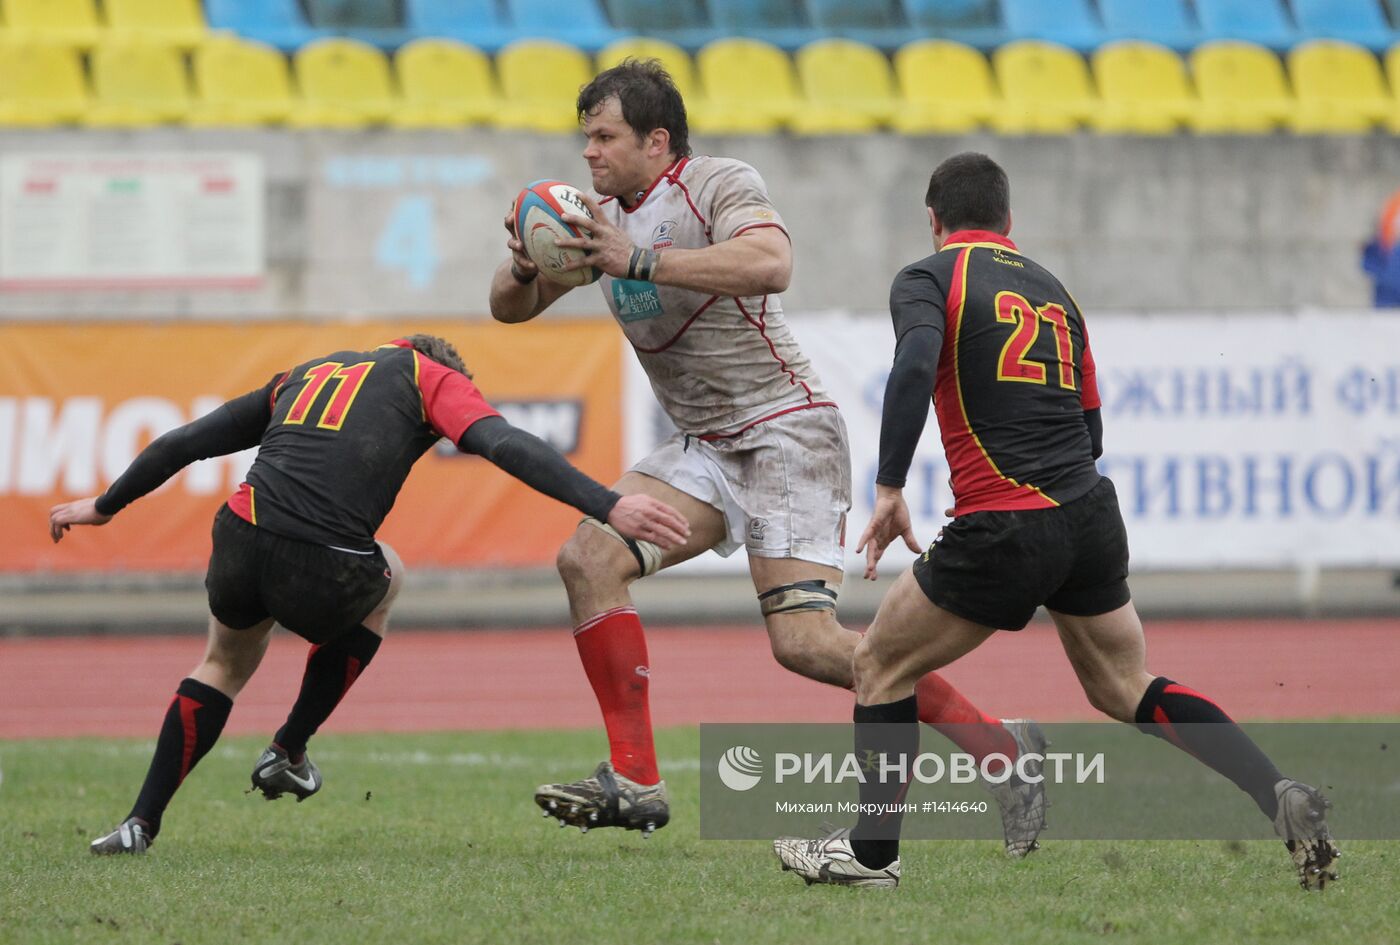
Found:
[900,0,1008,50]
[503,0,624,52]
[1195,0,1298,50]
[708,0,822,51]
[303,0,415,48]
[405,0,516,52]
[1099,0,1202,52]
[1001,0,1104,52]
[804,0,911,50]
[205,0,322,52]
[606,0,723,50]
[1292,0,1397,52]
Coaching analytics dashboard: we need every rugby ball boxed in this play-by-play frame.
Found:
[513,180,602,287]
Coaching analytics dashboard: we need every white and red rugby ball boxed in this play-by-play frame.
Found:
[513,180,602,286]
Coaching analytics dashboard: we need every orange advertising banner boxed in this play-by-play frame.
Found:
[0,319,622,573]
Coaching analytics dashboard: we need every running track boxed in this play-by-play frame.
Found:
[1,620,1397,739]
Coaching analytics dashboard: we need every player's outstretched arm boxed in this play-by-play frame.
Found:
[489,204,573,323]
[855,485,922,581]
[457,416,689,548]
[556,194,791,298]
[48,385,273,543]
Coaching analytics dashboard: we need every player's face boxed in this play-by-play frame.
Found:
[581,97,650,198]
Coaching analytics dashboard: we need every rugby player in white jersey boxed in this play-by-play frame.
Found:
[488,60,1043,850]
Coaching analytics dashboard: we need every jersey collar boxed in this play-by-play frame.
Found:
[617,156,687,214]
[941,230,1019,253]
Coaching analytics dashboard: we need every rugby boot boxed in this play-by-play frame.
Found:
[982,718,1049,858]
[534,761,669,837]
[773,826,901,888]
[250,744,322,801]
[1273,779,1340,890]
[90,817,153,855]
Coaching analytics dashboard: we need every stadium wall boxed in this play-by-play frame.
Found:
[1,130,1395,317]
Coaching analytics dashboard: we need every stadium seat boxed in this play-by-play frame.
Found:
[1098,0,1202,52]
[405,0,514,53]
[0,43,89,126]
[495,39,593,132]
[708,0,821,51]
[288,38,396,128]
[692,37,800,132]
[596,37,698,102]
[1388,41,1400,95]
[990,41,1097,133]
[188,35,294,126]
[205,0,321,52]
[900,0,1006,49]
[1292,0,1398,52]
[791,39,896,133]
[1189,41,1294,132]
[503,0,623,53]
[392,38,500,127]
[304,0,397,27]
[1091,41,1197,133]
[804,0,912,51]
[1287,40,1394,132]
[1001,0,1105,53]
[84,41,191,126]
[606,0,722,50]
[1,0,100,49]
[103,0,208,50]
[892,39,999,133]
[1195,0,1298,51]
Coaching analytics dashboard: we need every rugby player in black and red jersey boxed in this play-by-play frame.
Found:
[773,154,1338,891]
[48,334,688,855]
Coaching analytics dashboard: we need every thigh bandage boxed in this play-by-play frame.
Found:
[582,517,663,579]
[758,579,840,616]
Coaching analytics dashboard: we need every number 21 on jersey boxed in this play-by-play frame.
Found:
[993,291,1076,391]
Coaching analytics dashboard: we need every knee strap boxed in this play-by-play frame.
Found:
[758,579,840,616]
[581,517,663,579]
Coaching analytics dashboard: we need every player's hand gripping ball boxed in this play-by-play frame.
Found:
[513,180,603,286]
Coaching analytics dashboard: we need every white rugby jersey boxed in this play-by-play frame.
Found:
[592,156,833,437]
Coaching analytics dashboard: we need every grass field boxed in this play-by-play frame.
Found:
[1,727,1393,945]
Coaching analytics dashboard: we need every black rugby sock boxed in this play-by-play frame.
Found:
[129,678,233,835]
[1134,676,1284,819]
[274,624,381,759]
[849,696,920,871]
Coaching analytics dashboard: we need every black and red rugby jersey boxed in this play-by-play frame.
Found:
[890,230,1102,515]
[226,340,499,550]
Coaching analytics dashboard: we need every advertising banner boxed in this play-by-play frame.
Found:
[0,319,621,572]
[625,311,1400,573]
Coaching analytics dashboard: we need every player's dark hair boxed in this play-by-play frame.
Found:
[405,333,471,378]
[924,152,1010,233]
[577,58,692,159]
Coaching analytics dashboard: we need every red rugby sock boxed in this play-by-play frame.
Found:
[915,672,1017,775]
[574,606,659,785]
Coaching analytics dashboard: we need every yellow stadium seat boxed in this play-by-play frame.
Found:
[289,38,395,128]
[393,38,500,128]
[495,40,592,133]
[791,39,896,134]
[1288,40,1393,133]
[892,40,998,133]
[1189,42,1293,133]
[188,35,293,126]
[693,38,799,133]
[1091,41,1196,134]
[0,42,88,125]
[991,41,1097,133]
[84,41,190,126]
[2,0,100,49]
[596,37,697,103]
[103,0,207,50]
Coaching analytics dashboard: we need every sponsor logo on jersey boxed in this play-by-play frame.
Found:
[611,279,665,322]
[650,219,678,250]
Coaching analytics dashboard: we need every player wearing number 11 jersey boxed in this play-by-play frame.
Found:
[49,334,688,855]
[776,153,1338,892]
